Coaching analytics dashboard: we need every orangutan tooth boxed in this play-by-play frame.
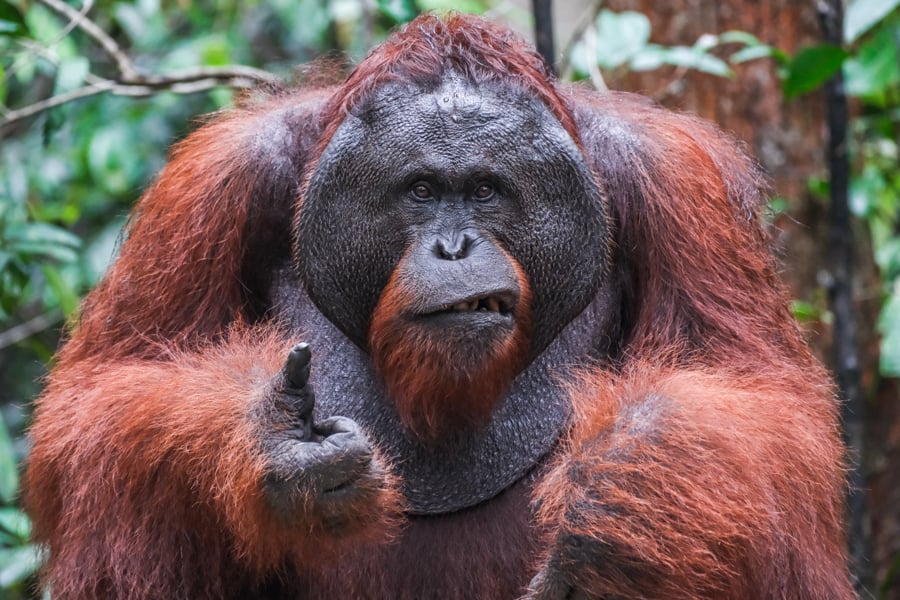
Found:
[486,298,500,312]
[469,301,478,311]
[453,302,469,311]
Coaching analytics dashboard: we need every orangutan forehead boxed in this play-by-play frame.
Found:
[353,76,554,135]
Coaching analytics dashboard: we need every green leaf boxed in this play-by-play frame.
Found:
[0,0,29,37]
[875,237,900,278]
[844,25,900,98]
[0,509,31,542]
[719,30,765,46]
[0,19,21,35]
[417,0,485,13]
[790,300,822,322]
[0,545,41,588]
[88,125,143,196]
[209,86,235,110]
[878,290,900,376]
[113,3,147,44]
[807,176,830,198]
[730,45,778,64]
[41,264,80,316]
[6,222,81,262]
[0,413,16,505]
[376,0,416,23]
[783,44,848,99]
[24,4,69,47]
[718,30,790,65]
[692,33,719,52]
[850,163,887,217]
[631,45,732,77]
[53,56,90,95]
[768,197,788,216]
[591,10,652,70]
[202,40,231,67]
[626,45,668,71]
[664,46,732,76]
[845,0,900,43]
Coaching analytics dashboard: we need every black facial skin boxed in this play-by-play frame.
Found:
[388,216,523,368]
[284,74,614,513]
[296,76,609,361]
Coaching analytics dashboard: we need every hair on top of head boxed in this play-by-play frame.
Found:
[318,13,579,147]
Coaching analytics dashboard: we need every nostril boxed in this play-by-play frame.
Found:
[434,233,472,261]
[433,240,454,260]
[459,233,472,257]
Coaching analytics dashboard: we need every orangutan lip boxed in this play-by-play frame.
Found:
[423,293,515,317]
[321,470,363,496]
[322,479,354,495]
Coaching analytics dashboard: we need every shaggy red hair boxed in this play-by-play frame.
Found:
[317,13,579,151]
[368,250,533,442]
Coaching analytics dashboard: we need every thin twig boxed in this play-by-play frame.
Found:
[0,0,93,87]
[112,77,264,96]
[557,0,605,81]
[0,310,63,351]
[1,81,116,124]
[51,0,94,47]
[1,0,282,128]
[39,0,139,79]
[582,20,608,91]
[122,65,280,88]
[0,70,273,128]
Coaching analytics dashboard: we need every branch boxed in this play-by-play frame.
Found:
[121,66,280,88]
[581,20,608,91]
[49,0,94,48]
[557,0,605,81]
[0,67,277,129]
[0,310,63,351]
[0,81,115,124]
[39,0,138,79]
[0,0,281,129]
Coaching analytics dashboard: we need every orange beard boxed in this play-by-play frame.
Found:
[368,265,532,444]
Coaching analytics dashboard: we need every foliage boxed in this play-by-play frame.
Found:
[781,4,900,380]
[841,2,900,378]
[567,10,786,83]
[0,412,38,595]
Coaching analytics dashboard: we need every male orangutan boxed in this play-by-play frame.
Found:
[24,12,854,600]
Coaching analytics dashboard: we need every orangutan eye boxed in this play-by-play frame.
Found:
[411,182,433,201]
[473,183,494,201]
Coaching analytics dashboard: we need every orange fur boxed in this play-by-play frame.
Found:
[23,94,402,598]
[25,328,402,600]
[368,250,533,442]
[526,90,854,599]
[532,364,849,599]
